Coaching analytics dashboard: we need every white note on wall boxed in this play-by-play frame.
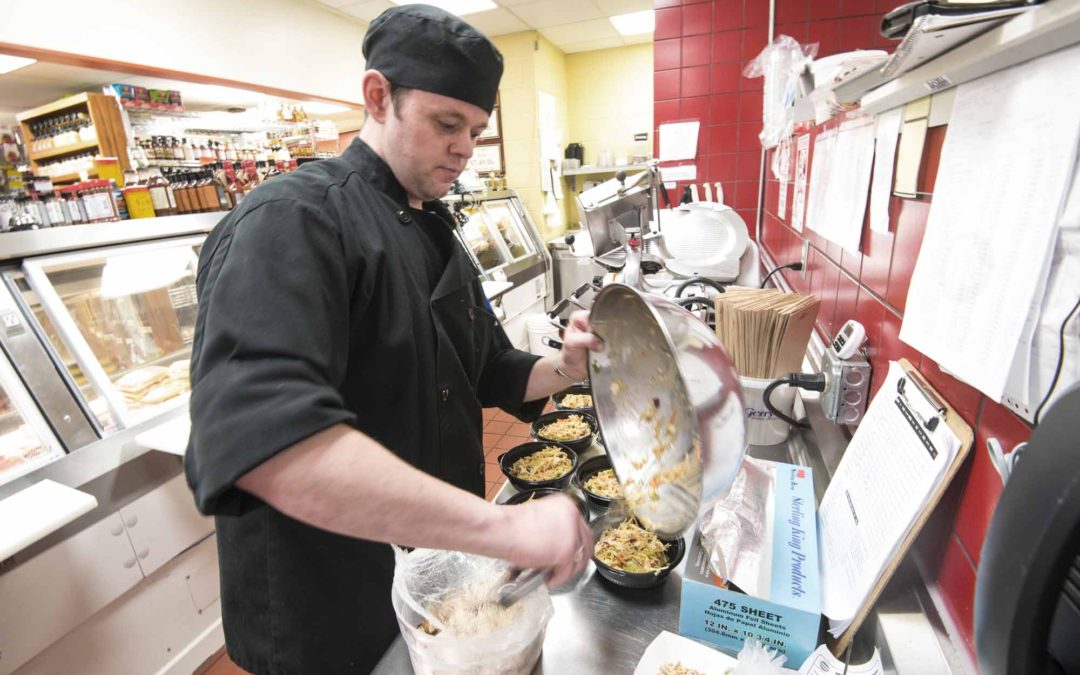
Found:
[659,121,700,162]
[778,138,792,219]
[899,44,1080,401]
[791,134,810,232]
[818,362,960,636]
[869,108,903,234]
[806,117,876,253]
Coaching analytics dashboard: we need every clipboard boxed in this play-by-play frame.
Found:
[826,358,974,657]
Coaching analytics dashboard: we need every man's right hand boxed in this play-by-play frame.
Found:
[497,495,592,587]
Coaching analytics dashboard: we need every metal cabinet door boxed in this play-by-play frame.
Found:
[118,474,213,577]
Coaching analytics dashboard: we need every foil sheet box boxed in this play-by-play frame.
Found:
[678,460,820,665]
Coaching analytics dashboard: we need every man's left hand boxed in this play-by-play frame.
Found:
[556,310,603,381]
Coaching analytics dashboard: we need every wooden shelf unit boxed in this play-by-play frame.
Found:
[17,92,131,176]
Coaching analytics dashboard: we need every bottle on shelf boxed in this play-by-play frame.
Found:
[146,167,176,216]
[170,171,194,214]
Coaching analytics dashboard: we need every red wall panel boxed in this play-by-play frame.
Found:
[654,0,1038,658]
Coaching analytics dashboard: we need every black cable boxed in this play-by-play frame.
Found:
[760,262,804,288]
[763,373,825,429]
[675,276,726,298]
[1033,295,1080,426]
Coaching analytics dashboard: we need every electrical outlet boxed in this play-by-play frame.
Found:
[800,239,810,279]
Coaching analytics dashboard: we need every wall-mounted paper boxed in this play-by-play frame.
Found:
[659,121,700,162]
[870,108,903,233]
[660,164,697,182]
[899,44,1080,401]
[791,134,810,232]
[806,117,875,254]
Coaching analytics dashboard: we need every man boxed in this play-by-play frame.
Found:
[185,5,598,673]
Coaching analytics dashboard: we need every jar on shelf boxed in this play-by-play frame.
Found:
[78,180,121,223]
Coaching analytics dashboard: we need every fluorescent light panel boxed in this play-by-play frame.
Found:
[390,0,496,16]
[609,10,654,36]
[0,55,36,75]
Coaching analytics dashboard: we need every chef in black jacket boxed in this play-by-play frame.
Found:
[184,5,599,673]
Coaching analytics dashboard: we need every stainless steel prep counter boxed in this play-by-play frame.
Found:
[373,442,801,675]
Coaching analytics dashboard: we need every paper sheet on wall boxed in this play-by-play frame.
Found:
[659,121,700,162]
[791,134,810,232]
[805,117,875,254]
[818,362,960,636]
[777,138,791,219]
[1003,157,1080,418]
[899,44,1080,401]
[869,108,902,233]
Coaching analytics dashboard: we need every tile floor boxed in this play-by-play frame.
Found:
[197,407,533,674]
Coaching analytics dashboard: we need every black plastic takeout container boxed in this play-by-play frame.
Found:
[531,410,597,454]
[589,511,686,590]
[574,454,621,511]
[502,486,590,522]
[552,384,594,413]
[497,441,578,491]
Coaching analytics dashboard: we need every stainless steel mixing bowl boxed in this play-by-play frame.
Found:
[587,283,746,537]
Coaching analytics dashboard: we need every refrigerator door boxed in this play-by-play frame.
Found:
[21,236,203,430]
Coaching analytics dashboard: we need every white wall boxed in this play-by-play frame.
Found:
[0,0,369,104]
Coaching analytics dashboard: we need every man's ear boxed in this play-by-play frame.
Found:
[362,70,392,124]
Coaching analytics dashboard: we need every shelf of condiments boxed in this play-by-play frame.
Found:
[27,112,97,155]
[0,159,298,233]
[129,133,313,166]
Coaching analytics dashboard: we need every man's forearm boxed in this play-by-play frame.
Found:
[236,424,511,558]
[523,354,581,402]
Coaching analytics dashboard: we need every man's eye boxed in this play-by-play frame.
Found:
[438,121,457,132]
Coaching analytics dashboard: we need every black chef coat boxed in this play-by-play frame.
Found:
[184,137,545,674]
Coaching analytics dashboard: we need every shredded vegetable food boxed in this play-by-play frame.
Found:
[559,393,593,409]
[510,446,572,481]
[416,577,523,638]
[595,519,670,574]
[537,414,591,442]
[583,468,623,499]
[658,662,707,675]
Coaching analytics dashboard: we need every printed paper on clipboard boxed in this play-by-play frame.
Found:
[817,362,961,636]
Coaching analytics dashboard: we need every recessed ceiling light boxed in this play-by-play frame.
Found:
[609,10,655,36]
[0,55,36,75]
[304,101,350,114]
[390,0,496,16]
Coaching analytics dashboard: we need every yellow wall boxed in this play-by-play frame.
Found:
[566,44,654,167]
[491,35,653,238]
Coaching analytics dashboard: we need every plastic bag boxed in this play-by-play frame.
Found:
[697,457,775,596]
[743,35,817,150]
[391,546,553,675]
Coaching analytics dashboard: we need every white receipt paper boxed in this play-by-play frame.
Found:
[818,362,960,636]
[659,121,700,162]
[799,645,883,675]
[869,108,902,234]
[899,44,1080,401]
[805,117,876,253]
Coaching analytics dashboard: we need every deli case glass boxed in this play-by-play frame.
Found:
[17,237,200,430]
[0,351,65,487]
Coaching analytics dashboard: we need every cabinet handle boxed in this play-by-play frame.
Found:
[123,558,137,569]
[124,515,138,528]
[110,524,124,536]
[137,547,150,559]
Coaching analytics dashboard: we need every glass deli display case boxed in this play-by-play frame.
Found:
[19,237,200,430]
[0,351,64,487]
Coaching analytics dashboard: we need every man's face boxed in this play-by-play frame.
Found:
[382,89,490,203]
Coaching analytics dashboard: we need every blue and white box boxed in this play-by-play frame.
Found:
[679,460,820,665]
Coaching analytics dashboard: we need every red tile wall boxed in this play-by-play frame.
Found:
[653,0,1036,662]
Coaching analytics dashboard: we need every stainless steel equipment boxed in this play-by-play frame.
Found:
[587,284,746,538]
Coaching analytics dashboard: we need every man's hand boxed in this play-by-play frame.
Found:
[555,310,603,382]
[497,495,592,587]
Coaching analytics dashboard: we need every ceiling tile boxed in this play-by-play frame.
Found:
[495,0,542,6]
[560,37,625,53]
[339,0,393,21]
[508,0,604,29]
[593,0,652,14]
[318,0,366,7]
[539,18,619,46]
[466,7,530,36]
